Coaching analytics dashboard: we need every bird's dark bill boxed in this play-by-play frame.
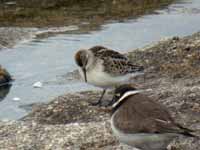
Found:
[82,68,87,82]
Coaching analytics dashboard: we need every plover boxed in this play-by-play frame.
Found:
[110,84,196,150]
[74,46,144,106]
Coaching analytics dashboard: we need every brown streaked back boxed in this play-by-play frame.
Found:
[88,46,144,76]
[89,46,127,60]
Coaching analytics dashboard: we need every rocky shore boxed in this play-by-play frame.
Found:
[0,32,200,149]
[0,0,174,27]
[0,0,174,50]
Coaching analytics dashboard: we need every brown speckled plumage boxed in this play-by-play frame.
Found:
[74,46,145,105]
[89,46,144,76]
[90,46,127,60]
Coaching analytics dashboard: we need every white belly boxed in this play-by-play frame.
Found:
[79,67,132,89]
[110,114,178,150]
[88,70,132,88]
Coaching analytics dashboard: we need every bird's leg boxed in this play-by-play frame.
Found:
[90,89,106,106]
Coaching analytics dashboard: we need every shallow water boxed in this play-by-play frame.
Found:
[0,0,200,120]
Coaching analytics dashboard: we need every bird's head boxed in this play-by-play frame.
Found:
[75,49,89,82]
[111,84,138,108]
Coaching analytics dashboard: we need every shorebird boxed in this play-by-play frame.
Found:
[110,84,197,150]
[74,46,144,106]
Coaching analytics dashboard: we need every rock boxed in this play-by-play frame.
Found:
[0,27,36,49]
[0,121,118,150]
[33,82,43,88]
[12,97,21,101]
[128,32,200,78]
[0,84,12,101]
[0,65,12,85]
[0,66,12,101]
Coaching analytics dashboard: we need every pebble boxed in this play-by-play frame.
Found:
[33,81,43,88]
[12,97,21,101]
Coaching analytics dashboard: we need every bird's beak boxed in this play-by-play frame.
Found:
[82,68,87,82]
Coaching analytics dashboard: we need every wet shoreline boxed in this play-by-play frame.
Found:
[0,0,200,149]
[0,0,188,120]
[0,32,200,149]
[0,0,175,50]
[0,0,174,27]
[0,26,80,50]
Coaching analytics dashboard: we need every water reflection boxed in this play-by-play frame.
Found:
[0,84,12,101]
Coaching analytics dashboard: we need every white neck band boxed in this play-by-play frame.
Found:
[112,90,142,108]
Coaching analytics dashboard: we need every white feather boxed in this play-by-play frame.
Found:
[112,90,142,108]
[79,60,141,88]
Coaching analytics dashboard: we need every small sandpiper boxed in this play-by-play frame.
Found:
[110,84,197,150]
[74,46,144,106]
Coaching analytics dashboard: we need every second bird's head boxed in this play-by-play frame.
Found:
[111,84,138,108]
[75,49,91,82]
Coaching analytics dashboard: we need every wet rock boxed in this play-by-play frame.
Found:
[0,65,12,85]
[172,36,180,41]
[12,97,21,101]
[63,69,81,81]
[0,66,12,101]
[0,84,12,101]
[33,81,43,88]
[0,27,78,50]
[0,27,36,49]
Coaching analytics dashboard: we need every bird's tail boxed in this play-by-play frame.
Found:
[131,65,144,73]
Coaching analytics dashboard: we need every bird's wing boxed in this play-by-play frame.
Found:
[89,46,128,60]
[103,58,144,76]
[89,46,144,76]
[115,94,191,135]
